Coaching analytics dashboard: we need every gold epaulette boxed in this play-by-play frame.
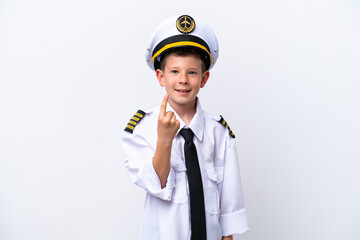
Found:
[218,115,235,138]
[124,110,146,134]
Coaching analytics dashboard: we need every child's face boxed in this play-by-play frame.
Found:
[156,54,209,109]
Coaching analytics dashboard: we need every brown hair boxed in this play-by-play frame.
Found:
[159,47,207,73]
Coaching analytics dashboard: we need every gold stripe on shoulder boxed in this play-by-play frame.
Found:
[128,120,137,126]
[126,125,135,130]
[135,112,144,118]
[131,116,140,122]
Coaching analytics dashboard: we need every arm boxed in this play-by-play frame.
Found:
[121,94,180,199]
[219,137,249,236]
[222,236,233,240]
[120,95,178,200]
[152,94,180,188]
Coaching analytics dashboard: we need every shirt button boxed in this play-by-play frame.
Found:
[174,163,179,168]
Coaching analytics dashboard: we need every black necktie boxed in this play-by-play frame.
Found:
[180,128,206,240]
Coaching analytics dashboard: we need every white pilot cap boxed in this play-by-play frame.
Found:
[145,15,219,71]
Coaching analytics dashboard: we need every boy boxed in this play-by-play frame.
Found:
[121,15,249,240]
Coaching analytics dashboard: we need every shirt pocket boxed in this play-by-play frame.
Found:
[171,161,189,204]
[204,166,224,214]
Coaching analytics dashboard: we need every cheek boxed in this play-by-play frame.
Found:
[163,78,175,88]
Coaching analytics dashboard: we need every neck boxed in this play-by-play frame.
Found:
[169,98,197,126]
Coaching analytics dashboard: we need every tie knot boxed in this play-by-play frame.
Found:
[180,128,194,142]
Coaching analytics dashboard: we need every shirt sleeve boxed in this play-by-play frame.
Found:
[120,131,175,201]
[219,137,249,236]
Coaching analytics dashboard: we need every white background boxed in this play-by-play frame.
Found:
[1,0,359,239]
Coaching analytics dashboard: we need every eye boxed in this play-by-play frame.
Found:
[189,71,197,75]
[171,70,178,74]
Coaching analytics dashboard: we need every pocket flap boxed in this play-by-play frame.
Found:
[171,158,187,172]
[205,167,224,183]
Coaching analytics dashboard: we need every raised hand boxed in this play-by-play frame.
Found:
[157,94,180,144]
[153,94,180,188]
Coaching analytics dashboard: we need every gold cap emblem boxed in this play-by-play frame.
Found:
[176,15,195,34]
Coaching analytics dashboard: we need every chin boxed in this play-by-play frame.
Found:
[171,97,196,106]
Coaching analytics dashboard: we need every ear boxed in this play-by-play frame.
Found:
[156,69,165,87]
[200,70,210,88]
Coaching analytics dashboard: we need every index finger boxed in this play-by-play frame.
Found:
[159,94,169,117]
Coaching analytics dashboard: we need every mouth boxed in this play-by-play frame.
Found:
[175,89,191,93]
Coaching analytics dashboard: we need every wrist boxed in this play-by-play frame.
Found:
[222,236,233,240]
[157,137,173,148]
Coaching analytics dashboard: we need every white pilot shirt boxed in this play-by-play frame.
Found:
[120,99,249,240]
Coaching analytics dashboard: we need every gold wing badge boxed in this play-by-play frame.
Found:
[176,15,195,34]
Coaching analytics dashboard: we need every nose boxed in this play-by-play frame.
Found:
[179,73,189,85]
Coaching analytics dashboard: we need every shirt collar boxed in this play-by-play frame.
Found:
[167,98,205,142]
